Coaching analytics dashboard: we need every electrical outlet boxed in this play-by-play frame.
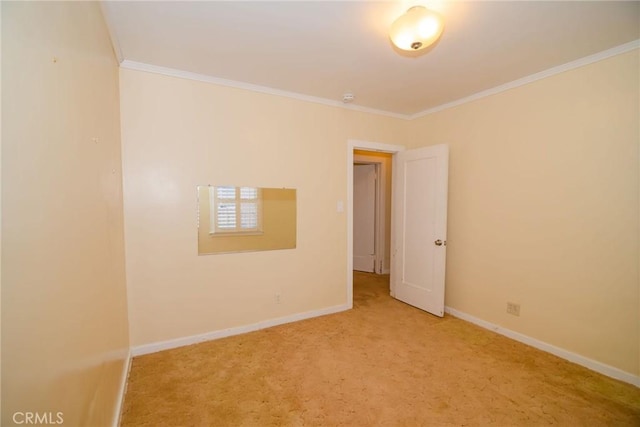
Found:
[275,293,281,304]
[506,302,520,316]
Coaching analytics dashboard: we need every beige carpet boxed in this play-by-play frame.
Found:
[121,272,640,426]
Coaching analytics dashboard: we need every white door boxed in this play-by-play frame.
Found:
[353,164,377,272]
[391,144,448,316]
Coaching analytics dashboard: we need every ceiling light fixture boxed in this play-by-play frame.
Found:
[389,6,445,51]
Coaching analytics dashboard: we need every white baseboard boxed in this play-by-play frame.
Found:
[445,306,640,388]
[382,268,391,275]
[112,350,132,427]
[132,303,350,357]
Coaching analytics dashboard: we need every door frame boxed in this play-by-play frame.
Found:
[347,139,405,308]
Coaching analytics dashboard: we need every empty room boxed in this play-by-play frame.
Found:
[2,1,639,426]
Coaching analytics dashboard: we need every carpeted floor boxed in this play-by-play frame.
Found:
[121,272,640,426]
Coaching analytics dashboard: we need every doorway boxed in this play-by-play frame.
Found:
[353,151,392,274]
[347,140,449,316]
[353,163,377,273]
[347,140,405,308]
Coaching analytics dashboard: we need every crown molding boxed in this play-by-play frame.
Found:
[119,60,409,120]
[119,39,639,121]
[410,39,640,120]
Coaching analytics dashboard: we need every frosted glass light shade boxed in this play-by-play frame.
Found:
[389,6,444,51]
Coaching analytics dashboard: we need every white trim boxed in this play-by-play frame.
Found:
[112,350,132,427]
[119,60,407,120]
[118,41,638,120]
[347,140,405,309]
[99,2,124,64]
[411,39,640,119]
[131,303,349,357]
[445,306,640,388]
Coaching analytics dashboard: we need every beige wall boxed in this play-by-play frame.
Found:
[2,5,636,423]
[407,51,640,375]
[2,2,130,426]
[120,68,408,347]
[121,50,639,377]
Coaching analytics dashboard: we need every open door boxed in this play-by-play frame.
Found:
[391,144,448,317]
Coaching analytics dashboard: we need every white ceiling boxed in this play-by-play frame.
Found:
[102,1,640,117]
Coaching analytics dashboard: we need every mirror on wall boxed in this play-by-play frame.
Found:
[197,185,296,255]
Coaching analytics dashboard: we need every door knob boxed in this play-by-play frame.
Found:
[435,239,443,246]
